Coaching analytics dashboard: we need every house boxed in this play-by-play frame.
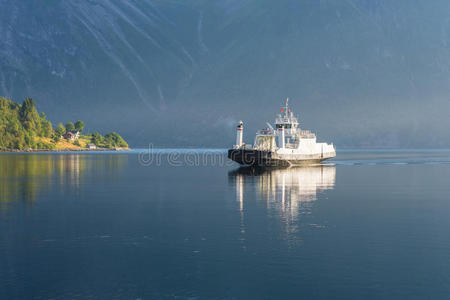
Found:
[87,143,97,150]
[63,131,80,141]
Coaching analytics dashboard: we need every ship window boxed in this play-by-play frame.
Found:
[276,124,292,129]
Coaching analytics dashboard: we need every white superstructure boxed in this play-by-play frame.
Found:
[229,98,336,166]
[235,120,243,148]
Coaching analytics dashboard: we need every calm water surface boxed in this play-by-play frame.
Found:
[1,150,450,299]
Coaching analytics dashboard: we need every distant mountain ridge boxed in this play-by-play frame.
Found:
[1,0,450,148]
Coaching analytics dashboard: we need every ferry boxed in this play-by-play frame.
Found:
[228,99,336,167]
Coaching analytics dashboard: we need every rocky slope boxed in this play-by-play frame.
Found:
[1,0,450,147]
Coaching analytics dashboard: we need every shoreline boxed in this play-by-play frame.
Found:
[0,147,132,153]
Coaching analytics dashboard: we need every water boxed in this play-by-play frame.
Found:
[1,150,450,299]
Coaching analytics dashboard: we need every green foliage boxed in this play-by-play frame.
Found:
[104,132,128,148]
[0,97,129,150]
[19,98,41,132]
[55,123,65,137]
[39,112,53,137]
[52,133,60,142]
[73,140,81,146]
[88,132,128,148]
[65,122,75,133]
[0,97,54,150]
[36,141,55,150]
[74,120,84,132]
[91,132,104,146]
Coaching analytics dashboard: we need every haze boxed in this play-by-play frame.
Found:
[1,0,449,148]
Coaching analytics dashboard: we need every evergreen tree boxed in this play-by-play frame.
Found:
[39,112,53,137]
[56,123,66,137]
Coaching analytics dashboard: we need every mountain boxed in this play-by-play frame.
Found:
[1,0,450,148]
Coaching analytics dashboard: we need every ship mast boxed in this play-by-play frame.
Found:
[285,97,289,117]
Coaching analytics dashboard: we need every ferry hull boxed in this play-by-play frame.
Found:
[228,149,335,167]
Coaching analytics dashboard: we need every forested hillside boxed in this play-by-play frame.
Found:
[0,97,53,149]
[0,97,128,150]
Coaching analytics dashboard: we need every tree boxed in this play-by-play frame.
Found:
[91,132,104,146]
[74,120,84,133]
[19,98,40,131]
[19,98,36,121]
[56,122,65,137]
[39,112,53,137]
[104,132,128,148]
[65,122,75,133]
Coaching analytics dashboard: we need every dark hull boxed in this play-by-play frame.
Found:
[228,149,330,167]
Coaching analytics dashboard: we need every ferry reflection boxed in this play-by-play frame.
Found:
[229,166,336,233]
